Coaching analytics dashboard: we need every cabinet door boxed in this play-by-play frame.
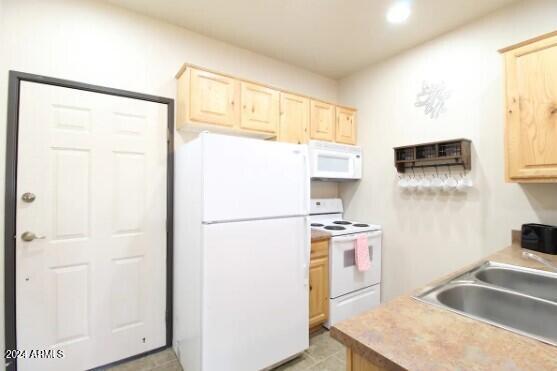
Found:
[189,68,238,127]
[309,256,329,328]
[310,100,335,141]
[336,107,357,145]
[240,82,280,134]
[504,33,557,181]
[279,93,309,144]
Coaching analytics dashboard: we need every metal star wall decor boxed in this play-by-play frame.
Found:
[415,81,451,119]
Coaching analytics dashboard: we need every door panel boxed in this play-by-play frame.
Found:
[279,93,309,144]
[16,82,167,371]
[189,68,238,127]
[113,151,145,234]
[240,82,280,134]
[201,134,309,222]
[310,100,335,141]
[51,148,91,240]
[335,107,356,145]
[50,264,90,345]
[202,217,309,371]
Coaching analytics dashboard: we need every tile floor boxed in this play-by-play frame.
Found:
[275,329,346,371]
[108,329,345,371]
[105,348,181,371]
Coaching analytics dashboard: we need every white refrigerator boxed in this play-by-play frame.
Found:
[174,133,310,371]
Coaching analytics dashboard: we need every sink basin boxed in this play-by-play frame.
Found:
[414,261,557,346]
[473,265,557,302]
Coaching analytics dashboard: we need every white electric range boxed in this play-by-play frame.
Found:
[309,198,382,328]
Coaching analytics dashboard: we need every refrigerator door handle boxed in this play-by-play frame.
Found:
[299,149,310,215]
[303,216,310,287]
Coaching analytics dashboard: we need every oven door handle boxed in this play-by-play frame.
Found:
[333,231,381,243]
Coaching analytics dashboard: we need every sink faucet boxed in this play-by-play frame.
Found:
[522,251,557,272]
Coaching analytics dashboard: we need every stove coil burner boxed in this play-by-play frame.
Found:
[333,221,352,225]
[353,223,370,227]
[311,223,324,227]
[324,225,346,230]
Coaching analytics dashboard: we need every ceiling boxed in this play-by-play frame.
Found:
[102,0,519,78]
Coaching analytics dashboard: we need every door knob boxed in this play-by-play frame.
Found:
[21,192,36,203]
[21,232,46,242]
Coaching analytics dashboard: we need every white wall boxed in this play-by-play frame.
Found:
[339,0,557,302]
[0,0,338,357]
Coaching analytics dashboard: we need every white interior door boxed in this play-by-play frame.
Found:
[15,82,167,371]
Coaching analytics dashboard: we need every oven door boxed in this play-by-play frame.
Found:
[310,149,361,180]
[330,231,382,298]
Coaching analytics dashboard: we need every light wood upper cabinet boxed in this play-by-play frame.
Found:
[279,93,309,144]
[309,239,329,330]
[336,107,357,145]
[502,32,557,182]
[310,100,335,141]
[184,67,239,128]
[176,64,357,143]
[240,82,280,134]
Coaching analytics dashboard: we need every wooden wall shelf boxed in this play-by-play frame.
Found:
[394,139,471,173]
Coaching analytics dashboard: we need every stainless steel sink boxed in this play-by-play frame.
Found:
[473,264,557,302]
[414,261,557,346]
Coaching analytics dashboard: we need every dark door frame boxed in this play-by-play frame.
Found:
[4,71,174,371]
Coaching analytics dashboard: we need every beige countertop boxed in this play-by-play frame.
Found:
[311,230,331,242]
[331,244,557,371]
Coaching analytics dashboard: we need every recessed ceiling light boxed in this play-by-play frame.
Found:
[386,1,411,24]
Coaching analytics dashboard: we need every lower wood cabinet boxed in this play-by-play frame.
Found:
[347,349,386,371]
[309,239,329,330]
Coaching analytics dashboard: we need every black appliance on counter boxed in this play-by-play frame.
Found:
[521,224,557,255]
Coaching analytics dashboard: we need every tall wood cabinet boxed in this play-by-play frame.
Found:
[501,31,557,182]
[176,64,358,144]
[309,238,329,330]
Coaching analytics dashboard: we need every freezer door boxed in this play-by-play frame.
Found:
[201,134,309,222]
[201,217,310,371]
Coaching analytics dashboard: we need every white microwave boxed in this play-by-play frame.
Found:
[308,141,362,181]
